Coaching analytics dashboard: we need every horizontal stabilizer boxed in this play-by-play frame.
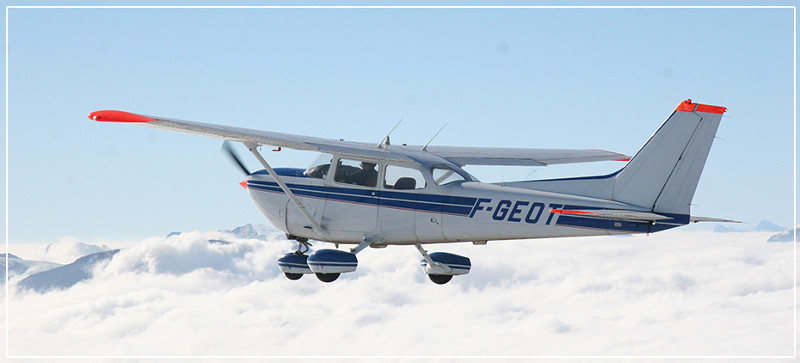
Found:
[423,146,630,166]
[690,216,744,224]
[550,208,671,223]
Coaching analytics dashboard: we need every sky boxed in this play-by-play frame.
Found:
[2,227,795,357]
[3,4,797,244]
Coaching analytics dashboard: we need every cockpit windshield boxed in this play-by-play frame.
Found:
[305,153,333,179]
[431,166,469,185]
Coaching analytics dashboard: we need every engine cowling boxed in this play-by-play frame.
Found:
[307,249,358,274]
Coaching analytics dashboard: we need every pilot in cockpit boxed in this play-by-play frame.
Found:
[350,161,378,187]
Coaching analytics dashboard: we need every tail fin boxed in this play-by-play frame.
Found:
[508,99,726,216]
[612,99,726,215]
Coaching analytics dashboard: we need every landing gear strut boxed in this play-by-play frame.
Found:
[288,235,312,255]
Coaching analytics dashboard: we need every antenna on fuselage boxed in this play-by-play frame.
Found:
[377,118,403,148]
[421,122,448,151]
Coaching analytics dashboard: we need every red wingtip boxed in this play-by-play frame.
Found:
[674,99,727,114]
[590,149,631,162]
[239,180,248,189]
[88,110,155,123]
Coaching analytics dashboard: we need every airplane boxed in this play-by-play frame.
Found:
[89,99,737,284]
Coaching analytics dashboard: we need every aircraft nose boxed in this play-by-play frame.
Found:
[239,180,248,189]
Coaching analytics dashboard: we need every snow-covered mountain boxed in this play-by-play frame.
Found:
[768,225,798,243]
[221,223,275,240]
[713,225,741,233]
[754,220,787,232]
[43,238,112,264]
[166,223,275,241]
[17,250,120,293]
[10,223,279,293]
[713,220,786,234]
[0,253,61,282]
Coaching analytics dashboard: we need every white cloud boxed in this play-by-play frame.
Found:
[3,230,794,358]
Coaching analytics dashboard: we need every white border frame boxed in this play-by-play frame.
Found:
[4,4,796,360]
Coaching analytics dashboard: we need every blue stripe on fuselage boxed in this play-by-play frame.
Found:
[246,180,478,216]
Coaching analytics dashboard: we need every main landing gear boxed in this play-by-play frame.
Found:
[414,244,471,285]
[277,238,472,284]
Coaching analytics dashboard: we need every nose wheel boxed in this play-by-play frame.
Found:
[278,239,359,282]
[277,238,314,281]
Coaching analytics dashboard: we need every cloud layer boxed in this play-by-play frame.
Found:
[4,229,794,358]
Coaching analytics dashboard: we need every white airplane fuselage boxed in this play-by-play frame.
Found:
[246,162,681,247]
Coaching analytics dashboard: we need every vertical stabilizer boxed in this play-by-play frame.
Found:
[501,99,726,219]
[611,99,726,215]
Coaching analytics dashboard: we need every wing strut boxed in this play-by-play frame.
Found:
[243,142,325,234]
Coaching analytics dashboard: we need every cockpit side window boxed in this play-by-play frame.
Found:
[432,166,468,185]
[334,158,379,187]
[304,153,333,179]
[384,165,426,190]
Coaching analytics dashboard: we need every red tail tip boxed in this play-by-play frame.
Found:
[674,99,727,114]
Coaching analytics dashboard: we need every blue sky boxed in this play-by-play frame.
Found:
[4,4,796,243]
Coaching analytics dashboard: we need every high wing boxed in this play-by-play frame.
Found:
[422,146,629,166]
[89,110,414,162]
[89,110,629,166]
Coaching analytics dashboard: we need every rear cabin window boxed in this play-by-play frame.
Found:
[334,158,379,187]
[384,165,426,190]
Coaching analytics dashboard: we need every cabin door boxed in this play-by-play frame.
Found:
[320,157,379,236]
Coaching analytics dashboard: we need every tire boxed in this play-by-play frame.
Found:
[284,272,303,280]
[316,273,340,283]
[428,274,453,285]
